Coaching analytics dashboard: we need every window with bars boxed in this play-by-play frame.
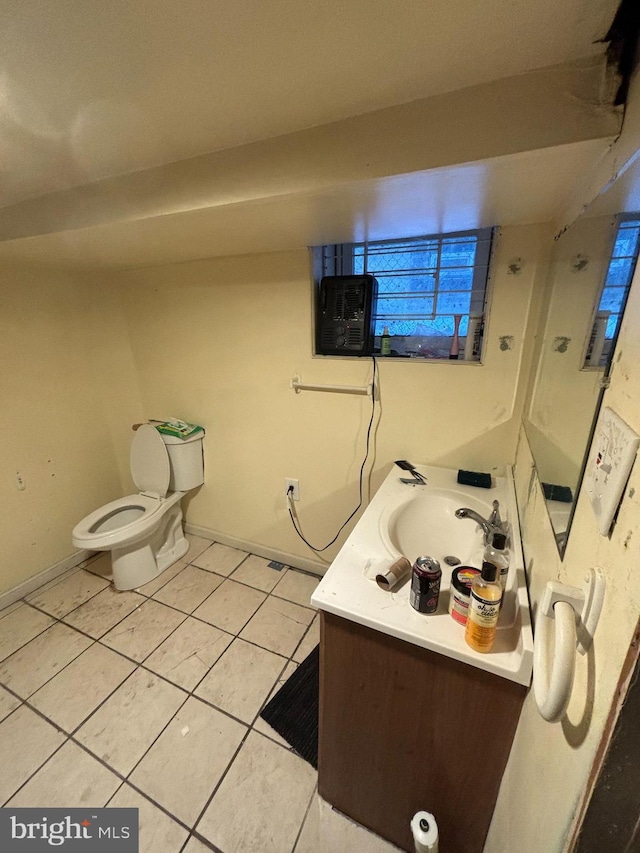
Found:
[317,227,493,359]
[584,214,640,367]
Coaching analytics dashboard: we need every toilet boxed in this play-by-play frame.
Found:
[72,424,205,591]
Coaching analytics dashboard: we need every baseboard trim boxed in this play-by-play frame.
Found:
[184,523,327,578]
[0,549,93,612]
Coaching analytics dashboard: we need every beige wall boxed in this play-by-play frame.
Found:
[0,264,142,594]
[116,223,546,570]
[486,256,640,851]
[0,222,545,587]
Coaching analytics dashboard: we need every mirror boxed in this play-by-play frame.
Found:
[525,217,614,552]
[525,165,640,555]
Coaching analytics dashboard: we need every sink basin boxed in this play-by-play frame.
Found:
[380,488,493,565]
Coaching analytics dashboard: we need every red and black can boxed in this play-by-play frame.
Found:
[409,556,442,614]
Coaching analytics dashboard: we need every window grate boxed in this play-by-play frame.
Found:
[318,228,493,355]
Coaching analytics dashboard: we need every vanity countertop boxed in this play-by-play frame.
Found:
[311,463,533,686]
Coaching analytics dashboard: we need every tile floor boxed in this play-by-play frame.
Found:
[0,535,400,853]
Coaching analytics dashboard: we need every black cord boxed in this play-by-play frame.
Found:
[288,356,377,553]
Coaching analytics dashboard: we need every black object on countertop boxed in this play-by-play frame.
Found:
[260,644,319,768]
[395,460,426,483]
[542,482,573,503]
[457,469,492,489]
[395,459,419,472]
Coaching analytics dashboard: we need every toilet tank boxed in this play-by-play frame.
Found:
[159,430,205,492]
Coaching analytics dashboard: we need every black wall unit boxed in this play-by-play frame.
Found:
[316,275,377,356]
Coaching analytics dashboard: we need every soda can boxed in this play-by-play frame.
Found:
[409,556,441,614]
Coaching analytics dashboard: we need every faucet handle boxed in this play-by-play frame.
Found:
[488,499,502,530]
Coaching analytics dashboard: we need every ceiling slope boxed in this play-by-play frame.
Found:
[0,0,624,268]
[1,0,619,206]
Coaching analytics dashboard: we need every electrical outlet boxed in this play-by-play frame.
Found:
[285,478,300,501]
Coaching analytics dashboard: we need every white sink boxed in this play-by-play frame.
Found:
[312,463,534,686]
[380,488,492,565]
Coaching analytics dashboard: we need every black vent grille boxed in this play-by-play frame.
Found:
[316,275,377,356]
[342,286,363,320]
[347,327,363,346]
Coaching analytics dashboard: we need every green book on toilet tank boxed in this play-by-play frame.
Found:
[155,419,204,440]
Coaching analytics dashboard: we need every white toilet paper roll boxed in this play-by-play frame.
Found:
[363,556,412,589]
[411,811,439,853]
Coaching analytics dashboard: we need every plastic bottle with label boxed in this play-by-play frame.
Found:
[483,532,510,592]
[464,561,502,653]
[380,326,391,356]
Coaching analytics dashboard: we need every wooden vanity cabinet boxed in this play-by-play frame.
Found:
[318,612,527,852]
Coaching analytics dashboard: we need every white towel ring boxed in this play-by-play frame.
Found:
[533,568,605,723]
[533,601,577,722]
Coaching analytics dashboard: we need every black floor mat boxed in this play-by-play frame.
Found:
[260,644,319,768]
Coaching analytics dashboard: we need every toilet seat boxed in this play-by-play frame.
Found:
[72,425,178,552]
[72,493,164,550]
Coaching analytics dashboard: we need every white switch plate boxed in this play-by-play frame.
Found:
[585,407,639,535]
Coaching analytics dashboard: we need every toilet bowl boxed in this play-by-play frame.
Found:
[73,423,205,591]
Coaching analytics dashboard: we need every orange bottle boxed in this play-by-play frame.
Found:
[465,561,501,653]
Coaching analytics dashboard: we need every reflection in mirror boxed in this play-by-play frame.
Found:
[525,213,640,554]
[584,215,640,368]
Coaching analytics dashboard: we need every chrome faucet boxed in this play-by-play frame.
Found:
[455,500,504,545]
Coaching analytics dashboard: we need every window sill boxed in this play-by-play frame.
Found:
[312,352,483,364]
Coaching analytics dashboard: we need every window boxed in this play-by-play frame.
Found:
[584,214,640,367]
[318,227,493,359]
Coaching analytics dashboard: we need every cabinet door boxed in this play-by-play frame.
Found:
[318,612,526,852]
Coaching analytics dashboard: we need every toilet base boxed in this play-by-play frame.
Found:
[111,503,188,591]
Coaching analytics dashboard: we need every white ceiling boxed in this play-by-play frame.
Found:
[0,0,623,268]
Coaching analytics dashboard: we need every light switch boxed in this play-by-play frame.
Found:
[585,407,639,535]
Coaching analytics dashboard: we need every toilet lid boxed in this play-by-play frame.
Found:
[130,424,170,498]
